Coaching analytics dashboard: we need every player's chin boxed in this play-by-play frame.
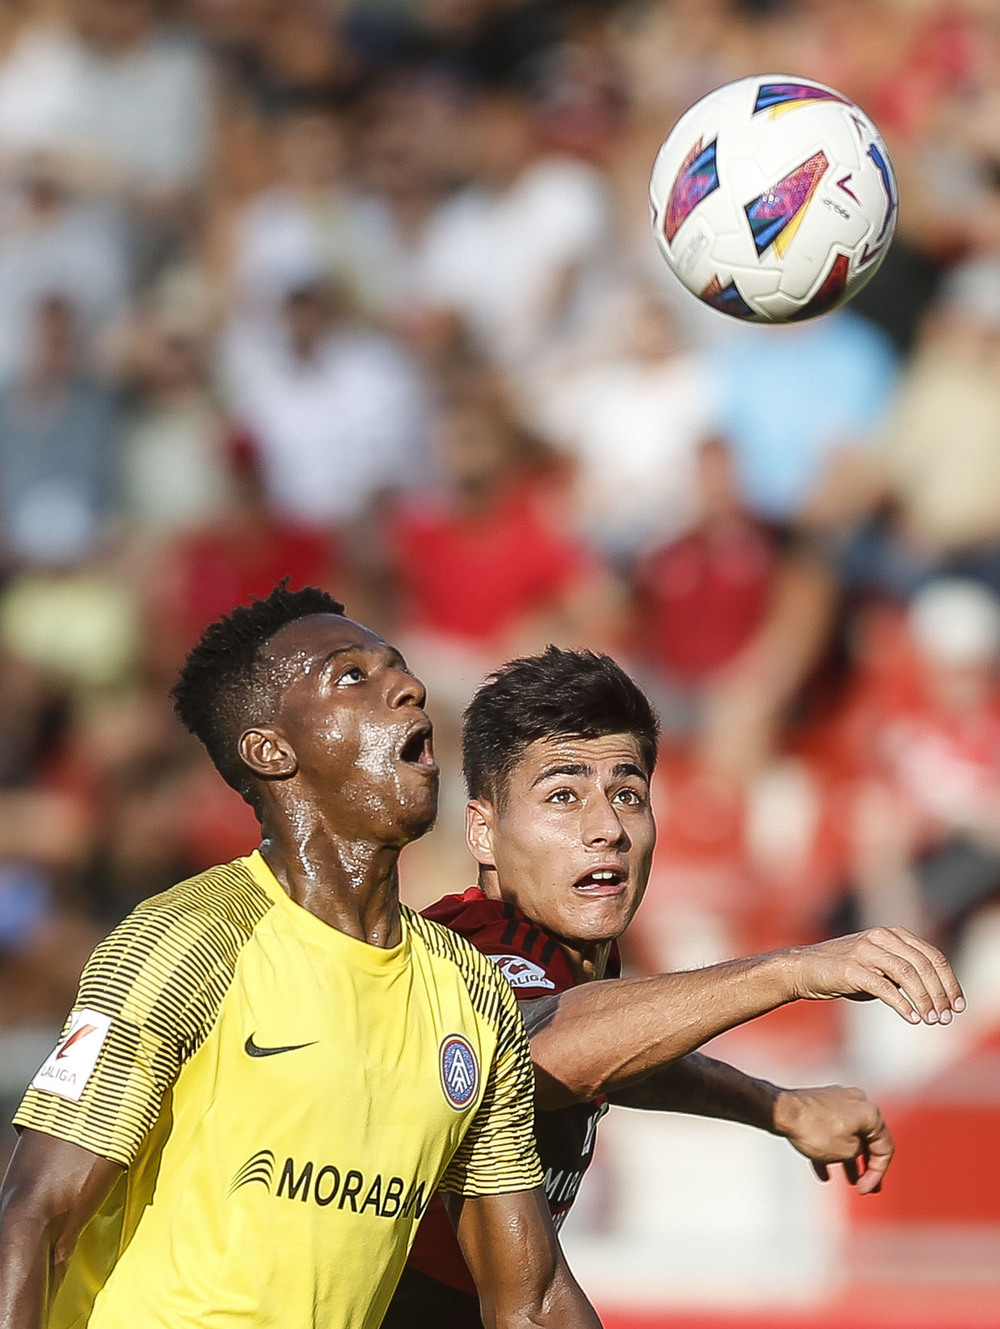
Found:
[394,774,440,838]
[567,890,634,939]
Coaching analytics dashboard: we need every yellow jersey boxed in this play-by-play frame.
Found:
[14,851,543,1329]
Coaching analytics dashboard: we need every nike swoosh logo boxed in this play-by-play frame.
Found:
[244,1034,317,1058]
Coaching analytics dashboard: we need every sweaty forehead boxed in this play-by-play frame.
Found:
[261,615,384,667]
[514,733,648,782]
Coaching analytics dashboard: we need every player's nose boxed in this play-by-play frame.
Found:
[387,667,427,710]
[582,796,630,850]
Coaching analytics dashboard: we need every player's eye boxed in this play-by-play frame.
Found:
[337,665,365,686]
[547,788,576,804]
[613,787,644,807]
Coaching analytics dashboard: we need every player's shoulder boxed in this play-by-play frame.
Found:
[420,888,575,997]
[406,902,502,977]
[404,903,523,1016]
[93,856,273,974]
[422,885,507,934]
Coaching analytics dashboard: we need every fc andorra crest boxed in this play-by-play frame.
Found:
[439,1035,479,1110]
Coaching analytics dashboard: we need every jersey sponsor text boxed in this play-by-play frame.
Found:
[230,1148,432,1220]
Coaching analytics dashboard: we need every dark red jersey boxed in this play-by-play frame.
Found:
[403,887,619,1298]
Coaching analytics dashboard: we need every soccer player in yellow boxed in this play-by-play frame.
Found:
[0,585,601,1329]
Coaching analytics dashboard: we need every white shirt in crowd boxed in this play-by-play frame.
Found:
[230,189,413,322]
[0,23,211,191]
[416,156,613,369]
[537,350,714,557]
[221,321,428,525]
[0,188,128,384]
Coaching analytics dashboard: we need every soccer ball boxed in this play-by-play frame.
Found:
[649,75,898,323]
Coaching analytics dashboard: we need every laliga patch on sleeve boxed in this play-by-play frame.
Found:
[30,1009,113,1102]
[489,954,556,991]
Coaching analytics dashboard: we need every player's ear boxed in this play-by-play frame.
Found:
[466,799,497,868]
[239,726,298,781]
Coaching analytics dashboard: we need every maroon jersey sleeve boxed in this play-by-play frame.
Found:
[423,888,578,997]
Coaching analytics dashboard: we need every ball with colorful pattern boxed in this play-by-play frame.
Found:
[649,75,897,322]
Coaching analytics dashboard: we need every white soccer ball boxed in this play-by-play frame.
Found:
[649,75,898,323]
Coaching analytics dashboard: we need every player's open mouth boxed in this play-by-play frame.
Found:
[572,867,627,897]
[398,723,437,773]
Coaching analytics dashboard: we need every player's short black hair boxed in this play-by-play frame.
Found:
[462,646,660,807]
[171,582,345,813]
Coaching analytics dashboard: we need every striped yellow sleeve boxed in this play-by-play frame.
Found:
[438,964,543,1197]
[14,861,271,1166]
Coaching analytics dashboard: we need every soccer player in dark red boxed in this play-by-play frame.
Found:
[383,646,965,1327]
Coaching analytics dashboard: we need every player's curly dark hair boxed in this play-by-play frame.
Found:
[462,646,660,807]
[171,582,345,814]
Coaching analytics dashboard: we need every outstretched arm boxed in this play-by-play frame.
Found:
[444,1187,601,1329]
[609,1052,893,1195]
[523,926,963,1109]
[0,1130,123,1329]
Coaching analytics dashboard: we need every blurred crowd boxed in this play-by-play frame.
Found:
[2,0,1000,1111]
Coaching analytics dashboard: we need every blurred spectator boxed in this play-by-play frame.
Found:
[612,0,752,122]
[631,752,845,978]
[359,380,621,907]
[80,747,201,920]
[526,19,627,162]
[116,304,238,537]
[0,855,103,1027]
[368,388,619,707]
[633,438,778,707]
[415,85,614,373]
[869,257,1000,594]
[145,435,336,678]
[0,293,119,567]
[345,0,566,87]
[0,0,211,205]
[0,561,139,692]
[709,310,898,531]
[194,0,358,117]
[227,100,386,322]
[833,580,1000,946]
[79,729,255,923]
[350,81,463,327]
[56,690,254,924]
[848,235,945,358]
[534,286,713,560]
[0,650,106,1030]
[0,155,127,383]
[628,435,836,779]
[220,278,428,524]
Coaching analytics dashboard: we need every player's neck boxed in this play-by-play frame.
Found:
[258,824,404,949]
[559,937,613,985]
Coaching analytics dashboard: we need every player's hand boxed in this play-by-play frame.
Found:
[788,926,965,1025]
[772,1085,893,1195]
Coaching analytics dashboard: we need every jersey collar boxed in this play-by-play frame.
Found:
[243,850,412,972]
